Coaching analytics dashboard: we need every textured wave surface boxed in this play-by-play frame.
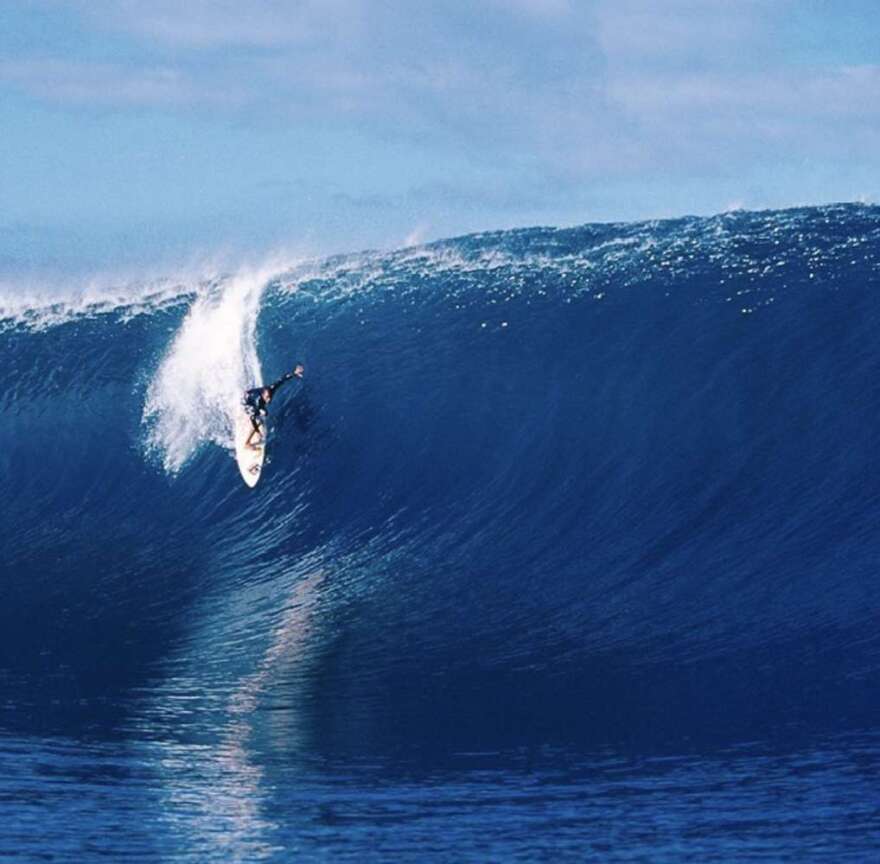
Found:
[2,204,880,861]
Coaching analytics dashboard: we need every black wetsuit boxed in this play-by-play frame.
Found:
[243,372,299,432]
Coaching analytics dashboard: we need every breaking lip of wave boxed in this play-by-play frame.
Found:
[0,273,199,332]
[2,201,876,332]
[0,247,309,332]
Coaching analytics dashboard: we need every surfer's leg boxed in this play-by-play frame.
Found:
[246,415,263,449]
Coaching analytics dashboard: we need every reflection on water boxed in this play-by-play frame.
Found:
[3,559,880,861]
[148,570,324,861]
[2,727,879,862]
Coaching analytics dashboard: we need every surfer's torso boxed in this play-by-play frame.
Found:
[243,371,300,418]
[243,387,270,417]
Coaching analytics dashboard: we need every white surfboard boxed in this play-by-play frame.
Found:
[234,406,266,488]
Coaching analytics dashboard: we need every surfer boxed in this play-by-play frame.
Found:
[243,364,304,450]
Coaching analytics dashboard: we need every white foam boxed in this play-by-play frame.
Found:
[0,273,199,332]
[143,265,277,474]
[0,245,303,332]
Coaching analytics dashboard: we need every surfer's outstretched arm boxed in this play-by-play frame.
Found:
[268,364,305,395]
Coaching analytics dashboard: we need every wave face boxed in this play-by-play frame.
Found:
[3,204,880,860]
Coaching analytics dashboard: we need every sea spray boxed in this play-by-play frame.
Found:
[143,268,270,473]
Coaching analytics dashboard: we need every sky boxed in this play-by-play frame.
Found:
[1,0,879,273]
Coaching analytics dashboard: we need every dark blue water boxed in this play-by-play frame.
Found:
[2,204,880,861]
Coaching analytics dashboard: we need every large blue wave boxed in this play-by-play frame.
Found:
[2,203,880,755]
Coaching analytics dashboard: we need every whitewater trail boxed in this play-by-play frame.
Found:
[142,267,273,474]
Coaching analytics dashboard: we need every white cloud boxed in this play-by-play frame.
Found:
[0,59,247,109]
[489,0,573,17]
[5,0,880,188]
[84,0,366,49]
[595,0,773,68]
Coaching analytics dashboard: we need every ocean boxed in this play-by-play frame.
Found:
[1,203,879,861]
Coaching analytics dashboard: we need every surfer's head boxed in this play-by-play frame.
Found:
[262,388,272,402]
